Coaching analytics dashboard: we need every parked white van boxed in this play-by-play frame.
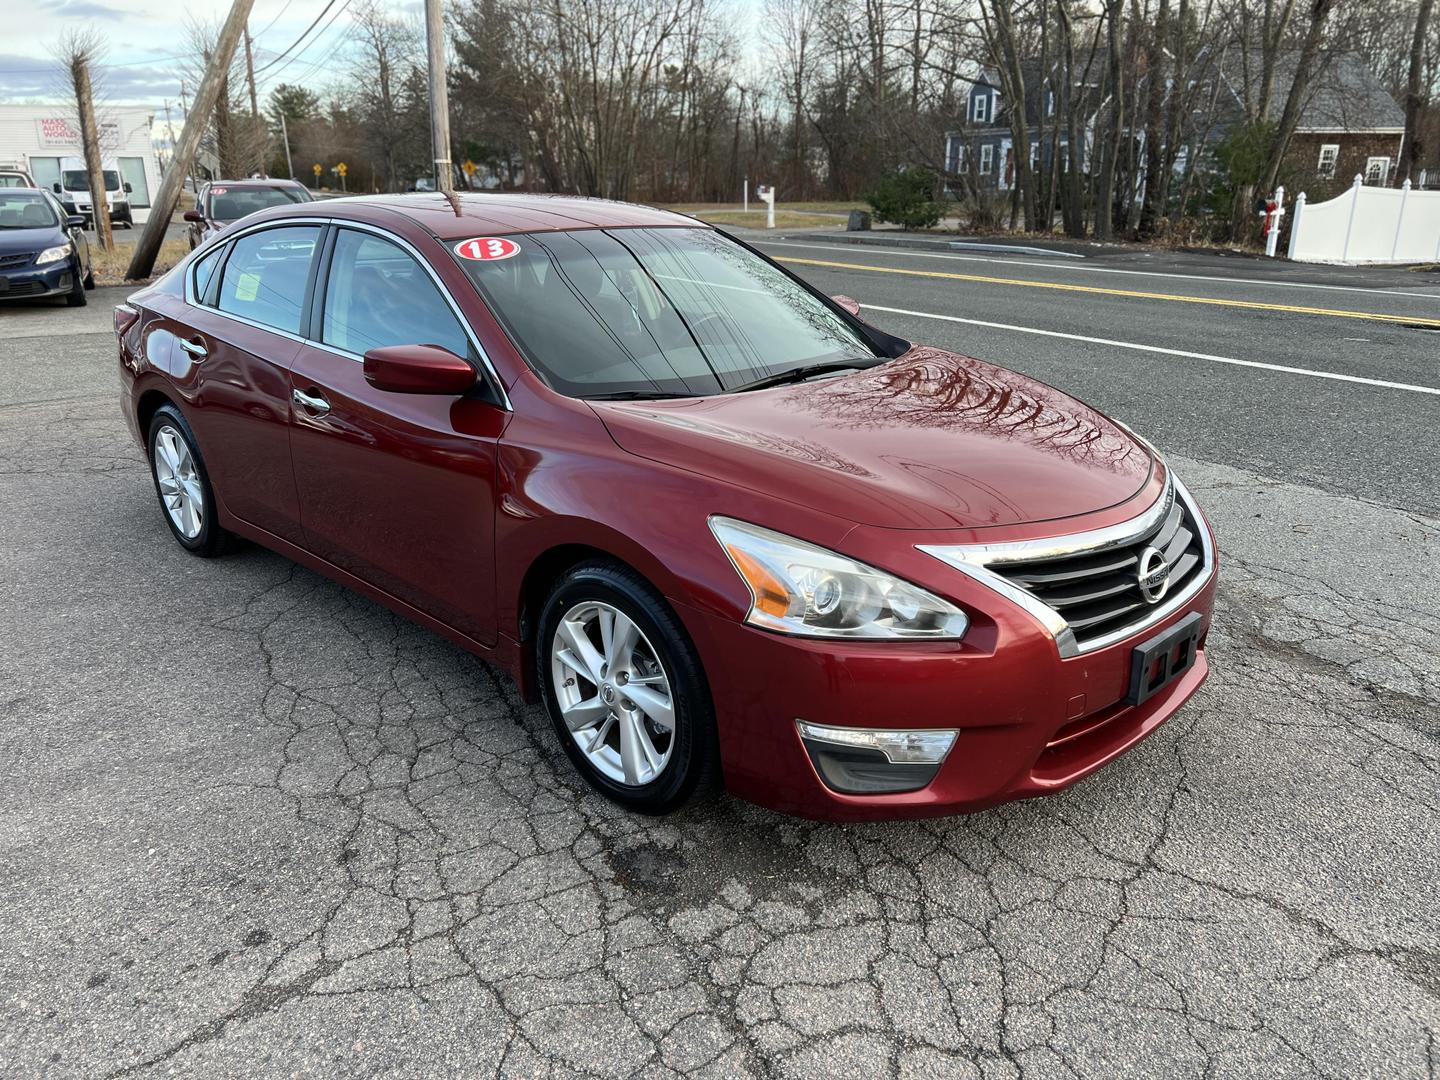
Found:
[55,158,133,228]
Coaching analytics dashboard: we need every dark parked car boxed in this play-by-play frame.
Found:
[0,188,93,306]
[184,179,312,249]
[115,194,1216,820]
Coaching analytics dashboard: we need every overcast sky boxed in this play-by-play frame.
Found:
[0,0,385,116]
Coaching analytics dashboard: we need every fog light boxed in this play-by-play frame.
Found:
[796,720,958,795]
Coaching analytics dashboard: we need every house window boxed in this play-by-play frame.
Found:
[1317,144,1339,179]
[979,144,994,175]
[1030,142,1041,170]
[1364,156,1390,186]
[958,144,969,172]
[1046,88,1055,116]
[971,91,991,124]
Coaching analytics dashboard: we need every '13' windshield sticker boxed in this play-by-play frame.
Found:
[455,237,521,262]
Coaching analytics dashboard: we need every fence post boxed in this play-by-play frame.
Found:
[1266,185,1285,257]
[1340,175,1363,262]
[1288,192,1307,259]
[1391,178,1411,262]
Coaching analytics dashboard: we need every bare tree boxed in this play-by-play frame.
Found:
[52,28,115,251]
[1400,0,1435,182]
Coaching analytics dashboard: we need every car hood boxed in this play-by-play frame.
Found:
[0,227,63,254]
[592,347,1153,531]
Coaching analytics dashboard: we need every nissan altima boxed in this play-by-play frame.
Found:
[114,194,1216,820]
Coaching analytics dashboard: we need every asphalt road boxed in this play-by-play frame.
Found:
[0,255,1437,1079]
[752,234,1440,517]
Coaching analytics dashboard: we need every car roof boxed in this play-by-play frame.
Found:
[288,192,706,239]
[207,179,307,190]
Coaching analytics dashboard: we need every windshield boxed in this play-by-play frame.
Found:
[207,186,309,221]
[62,169,120,192]
[0,190,60,230]
[0,175,31,188]
[454,227,875,398]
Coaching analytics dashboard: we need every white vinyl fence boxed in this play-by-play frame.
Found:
[1288,176,1440,264]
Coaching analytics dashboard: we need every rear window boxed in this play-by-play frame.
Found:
[207,186,309,222]
[452,227,873,398]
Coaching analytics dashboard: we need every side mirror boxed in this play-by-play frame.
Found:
[831,294,861,317]
[183,209,203,223]
[364,344,476,395]
[66,215,86,229]
[123,182,133,193]
[52,181,62,193]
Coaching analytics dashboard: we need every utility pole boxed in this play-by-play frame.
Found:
[127,0,255,279]
[162,100,176,172]
[178,78,197,194]
[70,51,114,252]
[243,27,265,176]
[279,112,294,180]
[424,0,454,194]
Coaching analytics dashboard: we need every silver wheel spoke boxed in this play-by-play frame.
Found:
[625,684,674,732]
[618,711,658,786]
[560,694,608,733]
[607,611,639,669]
[557,617,605,683]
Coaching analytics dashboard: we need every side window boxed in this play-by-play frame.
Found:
[322,229,469,358]
[215,225,320,334]
[192,245,225,304]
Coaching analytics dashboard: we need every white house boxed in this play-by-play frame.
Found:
[0,104,162,224]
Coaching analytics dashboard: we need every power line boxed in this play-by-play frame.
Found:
[251,0,297,41]
[255,0,356,89]
[0,52,195,76]
[254,0,348,74]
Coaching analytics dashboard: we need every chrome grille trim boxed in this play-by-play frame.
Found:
[919,475,1214,658]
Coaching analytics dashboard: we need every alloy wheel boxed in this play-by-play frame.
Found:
[549,601,676,787]
[153,424,204,539]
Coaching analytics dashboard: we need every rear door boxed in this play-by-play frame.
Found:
[177,222,324,545]
[288,225,506,645]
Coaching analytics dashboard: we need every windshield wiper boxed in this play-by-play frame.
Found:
[585,390,697,401]
[727,358,882,394]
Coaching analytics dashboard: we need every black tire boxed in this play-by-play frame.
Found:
[65,267,87,307]
[146,404,236,557]
[536,560,718,814]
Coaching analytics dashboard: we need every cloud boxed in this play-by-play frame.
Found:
[54,0,129,18]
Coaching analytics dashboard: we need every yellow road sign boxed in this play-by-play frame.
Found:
[336,162,348,177]
[462,159,477,177]
[312,163,322,177]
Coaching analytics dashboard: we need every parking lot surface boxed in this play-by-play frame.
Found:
[1,270,1437,1078]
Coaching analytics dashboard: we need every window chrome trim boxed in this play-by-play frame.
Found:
[183,214,511,410]
[918,475,1215,659]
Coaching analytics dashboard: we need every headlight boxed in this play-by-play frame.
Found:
[36,245,72,266]
[710,517,969,640]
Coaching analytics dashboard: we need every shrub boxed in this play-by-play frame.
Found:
[866,167,947,230]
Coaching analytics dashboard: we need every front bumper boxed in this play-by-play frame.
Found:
[0,260,73,301]
[677,487,1218,822]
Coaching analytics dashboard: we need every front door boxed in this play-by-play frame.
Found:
[288,226,505,645]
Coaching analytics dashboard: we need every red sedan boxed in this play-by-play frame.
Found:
[114,195,1216,821]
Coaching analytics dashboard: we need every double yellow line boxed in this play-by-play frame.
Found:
[776,256,1440,329]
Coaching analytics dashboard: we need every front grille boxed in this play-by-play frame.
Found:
[0,252,35,270]
[991,487,1206,650]
[0,280,46,296]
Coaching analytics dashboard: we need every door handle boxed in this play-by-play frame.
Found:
[178,337,207,358]
[292,387,331,416]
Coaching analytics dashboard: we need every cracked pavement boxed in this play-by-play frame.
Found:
[1,290,1437,1078]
